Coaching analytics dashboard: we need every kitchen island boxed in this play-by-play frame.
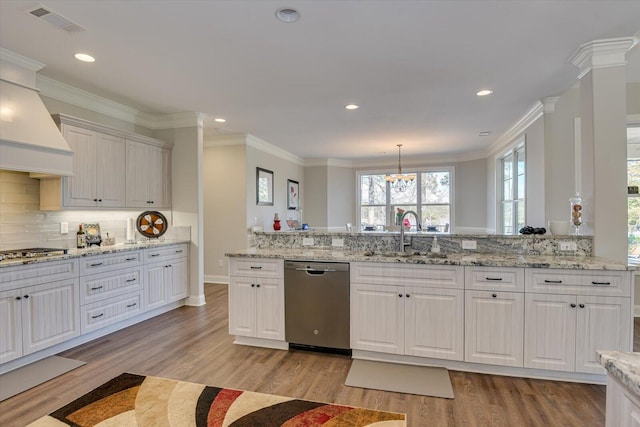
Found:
[226,231,634,385]
[598,351,640,426]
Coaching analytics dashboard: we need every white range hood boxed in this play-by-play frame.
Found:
[0,48,73,176]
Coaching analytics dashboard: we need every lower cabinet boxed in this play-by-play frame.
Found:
[350,265,464,361]
[605,374,640,427]
[464,290,524,367]
[228,276,285,340]
[144,245,189,311]
[524,293,631,374]
[0,278,80,364]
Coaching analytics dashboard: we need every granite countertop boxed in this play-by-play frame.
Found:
[0,240,190,268]
[598,351,640,397]
[225,248,634,270]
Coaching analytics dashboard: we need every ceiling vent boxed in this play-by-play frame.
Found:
[26,4,86,33]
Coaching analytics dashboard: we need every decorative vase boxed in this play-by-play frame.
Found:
[569,193,583,235]
[273,220,281,230]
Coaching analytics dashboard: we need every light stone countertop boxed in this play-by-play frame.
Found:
[225,248,635,270]
[598,351,640,398]
[0,240,190,268]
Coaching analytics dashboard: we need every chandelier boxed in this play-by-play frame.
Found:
[384,144,416,192]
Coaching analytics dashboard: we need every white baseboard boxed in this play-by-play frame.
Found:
[205,274,228,284]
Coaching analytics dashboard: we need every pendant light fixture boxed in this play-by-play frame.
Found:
[384,144,416,192]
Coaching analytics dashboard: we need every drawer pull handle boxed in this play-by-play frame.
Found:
[126,257,136,261]
[544,279,562,284]
[175,250,184,253]
[570,303,577,308]
[150,253,161,257]
[92,313,104,319]
[485,277,503,281]
[250,266,262,269]
[126,303,137,308]
[90,286,104,290]
[492,293,497,298]
[591,281,611,286]
[126,278,136,283]
[90,262,103,267]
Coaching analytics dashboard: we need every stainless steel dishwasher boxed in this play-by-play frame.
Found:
[284,260,350,352]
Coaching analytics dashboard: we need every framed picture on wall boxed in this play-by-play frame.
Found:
[287,179,299,210]
[256,167,274,206]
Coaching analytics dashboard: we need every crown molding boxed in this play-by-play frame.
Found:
[570,37,639,79]
[203,133,248,148]
[0,48,45,71]
[541,96,560,113]
[304,158,354,168]
[246,134,304,165]
[486,101,543,157]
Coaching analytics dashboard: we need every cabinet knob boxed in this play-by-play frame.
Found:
[492,293,497,298]
[256,284,261,288]
[23,295,29,299]
[98,199,102,202]
[251,284,255,287]
[15,296,21,300]
[570,303,577,308]
[398,294,403,298]
[406,294,410,298]
[579,303,585,308]
[93,198,98,202]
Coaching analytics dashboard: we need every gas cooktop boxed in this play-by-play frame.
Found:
[0,248,69,262]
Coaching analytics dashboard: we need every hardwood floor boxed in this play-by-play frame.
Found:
[1,283,607,427]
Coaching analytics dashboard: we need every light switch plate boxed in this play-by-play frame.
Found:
[559,241,577,251]
[60,222,69,234]
[332,238,344,247]
[303,237,314,246]
[462,240,477,250]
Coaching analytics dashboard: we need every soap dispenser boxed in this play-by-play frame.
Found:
[430,236,440,253]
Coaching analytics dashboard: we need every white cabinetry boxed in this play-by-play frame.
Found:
[79,251,144,334]
[350,262,464,361]
[524,269,631,375]
[0,260,79,364]
[126,141,171,208]
[228,258,284,341]
[144,244,189,311]
[464,267,525,367]
[605,374,640,427]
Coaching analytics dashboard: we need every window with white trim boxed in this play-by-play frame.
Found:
[358,167,453,232]
[500,144,525,234]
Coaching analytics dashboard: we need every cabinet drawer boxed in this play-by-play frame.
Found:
[350,262,463,289]
[81,292,143,334]
[145,244,188,263]
[465,267,524,292]
[79,251,142,276]
[229,258,283,278]
[525,269,630,297]
[80,267,143,305]
[0,259,78,291]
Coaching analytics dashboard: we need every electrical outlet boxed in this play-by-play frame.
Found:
[559,241,577,251]
[462,240,477,250]
[332,238,344,247]
[217,259,224,267]
[60,222,69,234]
[303,237,314,246]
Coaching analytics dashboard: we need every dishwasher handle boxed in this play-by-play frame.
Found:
[295,267,336,275]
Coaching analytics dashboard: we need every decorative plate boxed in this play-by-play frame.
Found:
[136,211,168,238]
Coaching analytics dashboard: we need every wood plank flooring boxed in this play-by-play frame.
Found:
[0,283,608,426]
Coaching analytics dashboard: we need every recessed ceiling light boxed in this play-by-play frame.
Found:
[74,53,95,62]
[479,131,493,136]
[214,118,226,123]
[276,7,300,23]
[345,104,359,110]
[476,89,493,96]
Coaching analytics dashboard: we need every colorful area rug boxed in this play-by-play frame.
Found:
[28,373,407,426]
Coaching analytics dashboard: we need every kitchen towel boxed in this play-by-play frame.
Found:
[126,218,136,241]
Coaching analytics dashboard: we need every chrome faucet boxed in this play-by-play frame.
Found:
[399,210,421,252]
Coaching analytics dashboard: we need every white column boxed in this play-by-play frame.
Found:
[570,37,638,262]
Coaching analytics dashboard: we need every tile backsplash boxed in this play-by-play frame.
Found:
[0,171,187,250]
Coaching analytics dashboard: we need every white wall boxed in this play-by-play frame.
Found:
[304,166,328,227]
[456,159,488,232]
[526,117,545,228]
[327,166,355,229]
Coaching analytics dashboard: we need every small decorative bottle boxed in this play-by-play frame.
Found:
[273,213,281,231]
[76,224,86,249]
[569,192,583,235]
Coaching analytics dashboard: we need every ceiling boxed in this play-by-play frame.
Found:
[1,1,639,163]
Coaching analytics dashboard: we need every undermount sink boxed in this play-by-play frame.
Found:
[363,250,448,259]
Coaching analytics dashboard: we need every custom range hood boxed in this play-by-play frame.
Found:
[0,48,73,176]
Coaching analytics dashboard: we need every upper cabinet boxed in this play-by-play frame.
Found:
[40,114,172,210]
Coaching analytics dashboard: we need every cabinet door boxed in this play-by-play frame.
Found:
[0,289,23,364]
[524,293,576,372]
[96,133,126,207]
[167,258,188,302]
[125,141,152,208]
[21,279,80,355]
[145,264,168,311]
[146,145,164,207]
[350,283,404,354]
[63,125,97,207]
[255,277,285,340]
[576,296,631,374]
[405,287,464,360]
[465,290,524,367]
[228,277,257,337]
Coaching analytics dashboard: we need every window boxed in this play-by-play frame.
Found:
[500,144,525,234]
[358,168,453,232]
[627,125,640,264]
